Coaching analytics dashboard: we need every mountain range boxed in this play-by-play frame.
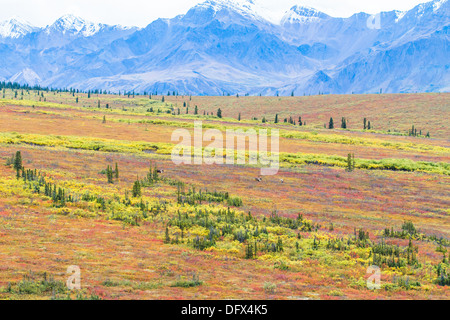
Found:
[0,0,448,95]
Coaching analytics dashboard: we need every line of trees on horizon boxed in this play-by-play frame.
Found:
[2,81,409,98]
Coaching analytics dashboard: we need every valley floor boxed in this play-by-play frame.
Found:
[0,90,448,299]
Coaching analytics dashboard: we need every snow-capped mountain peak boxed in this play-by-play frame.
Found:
[0,17,36,38]
[186,0,278,25]
[281,5,330,25]
[405,0,448,20]
[433,0,448,11]
[47,14,103,36]
[395,10,407,22]
[197,0,257,13]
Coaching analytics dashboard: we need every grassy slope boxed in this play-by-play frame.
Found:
[0,89,449,300]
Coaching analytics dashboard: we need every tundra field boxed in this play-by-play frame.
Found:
[0,89,449,300]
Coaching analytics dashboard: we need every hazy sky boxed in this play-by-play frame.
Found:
[0,0,429,27]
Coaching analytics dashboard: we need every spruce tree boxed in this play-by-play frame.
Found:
[13,151,22,178]
[13,151,22,171]
[346,153,353,172]
[329,117,334,129]
[132,180,141,197]
[152,165,158,181]
[164,226,171,244]
[245,243,254,259]
[106,165,114,184]
[217,108,222,118]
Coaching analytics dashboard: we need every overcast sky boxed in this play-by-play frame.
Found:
[0,0,429,27]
